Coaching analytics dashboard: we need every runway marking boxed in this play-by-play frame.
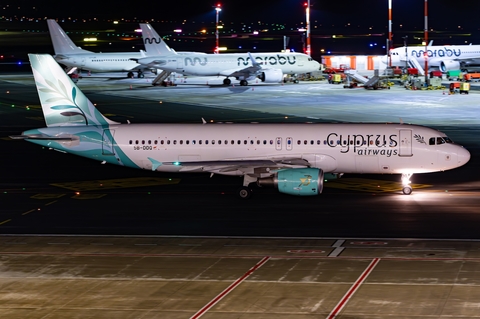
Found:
[31,194,65,200]
[21,209,36,215]
[0,219,12,226]
[190,256,270,319]
[51,177,180,191]
[326,258,380,319]
[328,240,346,257]
[71,193,107,200]
[326,178,430,193]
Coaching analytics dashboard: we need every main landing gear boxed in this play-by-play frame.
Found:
[223,78,249,86]
[237,175,256,199]
[401,173,413,195]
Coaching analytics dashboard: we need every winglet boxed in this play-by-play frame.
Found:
[248,52,261,67]
[148,157,162,171]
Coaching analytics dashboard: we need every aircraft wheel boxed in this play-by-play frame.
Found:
[293,79,299,84]
[238,186,252,199]
[402,186,413,195]
[223,78,231,85]
[240,80,248,86]
[127,72,134,79]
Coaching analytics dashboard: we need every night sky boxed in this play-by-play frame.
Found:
[4,0,480,31]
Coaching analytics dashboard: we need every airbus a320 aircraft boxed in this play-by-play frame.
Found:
[12,54,470,198]
[135,23,321,86]
[385,44,480,72]
[47,19,148,78]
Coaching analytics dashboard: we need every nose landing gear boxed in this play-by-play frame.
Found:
[402,173,413,195]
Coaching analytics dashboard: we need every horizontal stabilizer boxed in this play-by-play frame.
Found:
[9,134,76,141]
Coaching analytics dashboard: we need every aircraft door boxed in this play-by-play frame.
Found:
[102,129,115,156]
[81,58,86,67]
[275,137,282,151]
[176,58,184,70]
[399,129,412,157]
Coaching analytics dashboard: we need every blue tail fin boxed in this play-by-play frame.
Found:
[28,54,118,127]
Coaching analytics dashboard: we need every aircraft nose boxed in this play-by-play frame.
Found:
[457,147,471,167]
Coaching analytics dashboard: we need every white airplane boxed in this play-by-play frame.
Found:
[47,19,148,78]
[11,54,470,198]
[135,23,321,86]
[385,44,480,72]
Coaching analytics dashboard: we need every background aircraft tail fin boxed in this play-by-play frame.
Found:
[140,23,176,56]
[28,54,119,127]
[47,19,92,55]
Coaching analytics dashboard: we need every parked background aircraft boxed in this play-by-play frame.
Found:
[47,19,149,78]
[11,54,470,198]
[135,23,321,86]
[385,44,480,72]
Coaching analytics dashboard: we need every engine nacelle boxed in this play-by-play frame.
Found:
[257,68,284,83]
[257,168,324,196]
[440,60,461,72]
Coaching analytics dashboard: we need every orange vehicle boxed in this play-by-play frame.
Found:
[463,73,480,82]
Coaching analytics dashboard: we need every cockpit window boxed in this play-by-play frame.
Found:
[429,137,452,145]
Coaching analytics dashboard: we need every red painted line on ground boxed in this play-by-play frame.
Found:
[190,256,270,319]
[326,257,380,319]
[1,251,479,261]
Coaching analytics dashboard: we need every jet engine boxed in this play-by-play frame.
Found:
[257,168,324,196]
[440,60,461,72]
[257,68,284,83]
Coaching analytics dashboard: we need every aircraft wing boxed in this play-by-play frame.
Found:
[219,52,264,79]
[159,158,311,174]
[219,65,262,78]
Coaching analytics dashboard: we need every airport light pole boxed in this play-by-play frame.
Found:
[424,0,429,83]
[215,4,222,54]
[403,35,408,71]
[387,0,392,67]
[305,1,311,56]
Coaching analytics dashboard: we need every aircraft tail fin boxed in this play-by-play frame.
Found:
[47,19,92,55]
[140,23,176,56]
[28,54,119,127]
